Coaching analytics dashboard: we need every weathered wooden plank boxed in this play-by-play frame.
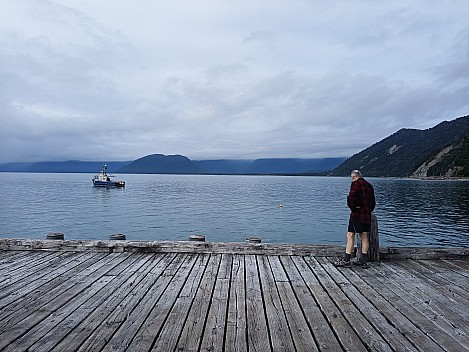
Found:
[433,259,469,284]
[0,250,39,270]
[391,260,469,305]
[0,252,131,350]
[407,259,469,301]
[307,256,393,351]
[2,239,469,260]
[0,250,53,271]
[0,251,66,291]
[380,246,469,260]
[276,280,318,352]
[0,250,72,289]
[152,254,211,351]
[49,253,160,351]
[258,255,295,351]
[130,254,200,351]
[293,256,367,351]
[381,261,469,327]
[0,249,29,261]
[176,254,222,351]
[3,274,116,351]
[200,253,233,352]
[244,254,271,351]
[102,253,189,352]
[1,250,86,280]
[268,256,318,352]
[267,254,289,282]
[282,256,342,351]
[0,251,102,330]
[364,261,469,351]
[0,238,346,256]
[0,239,118,252]
[224,254,247,352]
[443,258,469,272]
[0,251,99,308]
[27,253,151,351]
[59,253,168,351]
[347,260,456,351]
[321,257,441,352]
[77,253,176,352]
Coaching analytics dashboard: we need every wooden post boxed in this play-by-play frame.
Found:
[189,234,205,242]
[356,213,379,262]
[369,213,379,261]
[46,232,64,240]
[109,234,126,240]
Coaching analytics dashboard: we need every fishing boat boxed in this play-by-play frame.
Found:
[92,164,125,187]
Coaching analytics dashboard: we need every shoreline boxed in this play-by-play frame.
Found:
[1,170,468,179]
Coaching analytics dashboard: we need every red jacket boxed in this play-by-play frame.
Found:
[347,177,376,224]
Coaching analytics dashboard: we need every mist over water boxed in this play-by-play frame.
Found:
[0,173,468,247]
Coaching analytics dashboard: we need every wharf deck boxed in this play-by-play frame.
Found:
[0,240,468,351]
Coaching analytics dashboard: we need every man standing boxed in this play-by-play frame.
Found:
[334,170,376,268]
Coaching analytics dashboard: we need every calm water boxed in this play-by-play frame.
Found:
[0,173,468,247]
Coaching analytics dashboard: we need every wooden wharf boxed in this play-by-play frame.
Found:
[0,239,468,351]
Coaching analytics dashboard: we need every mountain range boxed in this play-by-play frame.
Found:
[0,156,346,175]
[104,155,346,175]
[1,114,468,177]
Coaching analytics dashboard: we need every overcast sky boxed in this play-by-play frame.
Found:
[1,0,468,163]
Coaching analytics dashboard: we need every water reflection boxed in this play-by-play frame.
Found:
[373,178,469,246]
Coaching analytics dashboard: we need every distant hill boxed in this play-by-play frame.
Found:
[0,161,131,173]
[117,154,205,174]
[330,115,469,177]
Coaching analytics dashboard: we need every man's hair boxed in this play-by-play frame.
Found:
[351,170,362,178]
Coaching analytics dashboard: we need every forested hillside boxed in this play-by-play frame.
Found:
[330,115,469,177]
[424,135,469,177]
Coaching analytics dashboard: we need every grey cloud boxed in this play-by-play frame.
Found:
[1,0,468,163]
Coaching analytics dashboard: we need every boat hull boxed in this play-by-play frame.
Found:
[92,180,125,188]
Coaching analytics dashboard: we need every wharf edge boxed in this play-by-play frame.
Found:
[0,239,468,351]
[0,238,468,259]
